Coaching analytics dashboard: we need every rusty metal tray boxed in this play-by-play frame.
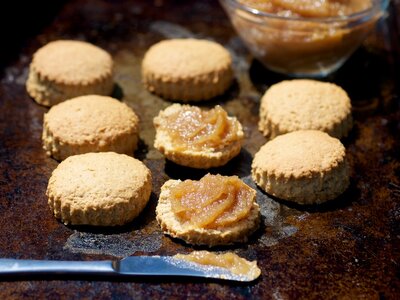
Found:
[0,0,399,298]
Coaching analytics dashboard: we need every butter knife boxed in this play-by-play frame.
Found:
[0,256,256,282]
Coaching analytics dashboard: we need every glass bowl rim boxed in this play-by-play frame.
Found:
[220,0,389,23]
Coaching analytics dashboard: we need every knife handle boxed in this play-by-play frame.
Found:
[0,259,115,276]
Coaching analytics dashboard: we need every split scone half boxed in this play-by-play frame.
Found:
[156,174,260,246]
[153,104,244,169]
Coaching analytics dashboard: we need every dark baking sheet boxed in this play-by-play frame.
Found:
[0,0,399,298]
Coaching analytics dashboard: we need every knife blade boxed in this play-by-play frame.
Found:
[0,256,256,282]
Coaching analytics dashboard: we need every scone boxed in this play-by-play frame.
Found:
[259,79,352,139]
[43,95,139,161]
[47,152,152,226]
[153,104,243,169]
[27,40,114,106]
[252,130,349,204]
[142,39,233,101]
[156,174,260,246]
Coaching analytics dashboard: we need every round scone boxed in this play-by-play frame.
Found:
[156,174,260,246]
[153,104,244,169]
[43,95,139,161]
[142,39,233,101]
[27,40,114,106]
[252,130,350,204]
[47,152,152,226]
[259,80,352,139]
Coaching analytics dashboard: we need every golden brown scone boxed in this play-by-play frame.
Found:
[47,152,152,226]
[42,95,139,161]
[142,39,233,101]
[156,175,260,246]
[26,40,114,106]
[259,79,352,139]
[252,130,350,204]
[153,104,244,169]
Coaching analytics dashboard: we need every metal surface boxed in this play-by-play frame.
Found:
[0,0,399,298]
[0,257,253,282]
[0,259,113,276]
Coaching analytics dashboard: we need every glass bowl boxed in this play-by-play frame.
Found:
[219,0,389,77]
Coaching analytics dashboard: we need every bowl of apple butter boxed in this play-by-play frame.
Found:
[220,0,389,77]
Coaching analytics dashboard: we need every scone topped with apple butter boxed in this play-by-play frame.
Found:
[156,174,260,246]
[154,104,244,169]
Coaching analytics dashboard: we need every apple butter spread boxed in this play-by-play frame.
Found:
[174,251,261,280]
[227,0,377,75]
[239,0,371,18]
[169,174,255,229]
[164,105,240,151]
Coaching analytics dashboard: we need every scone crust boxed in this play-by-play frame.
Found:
[47,152,152,226]
[156,180,260,246]
[142,39,233,101]
[153,104,244,169]
[43,95,139,161]
[26,40,114,106]
[251,130,350,204]
[258,80,353,139]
